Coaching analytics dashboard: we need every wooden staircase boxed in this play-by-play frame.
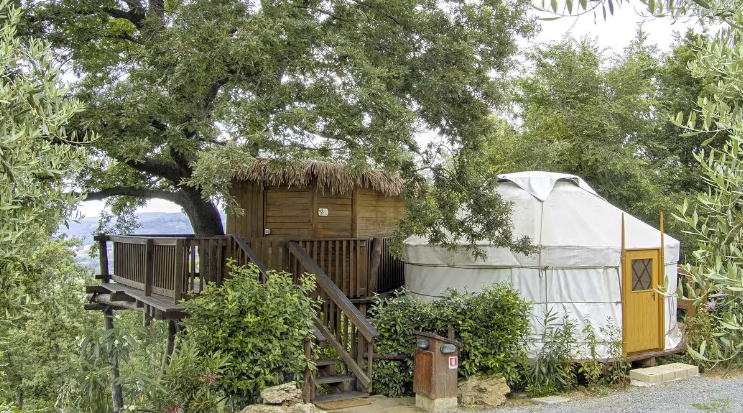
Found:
[286,241,378,404]
[311,327,371,404]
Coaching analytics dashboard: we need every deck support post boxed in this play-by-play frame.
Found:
[167,320,177,358]
[104,308,124,411]
[97,234,110,283]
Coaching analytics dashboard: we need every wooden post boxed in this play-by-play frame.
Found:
[368,238,382,296]
[358,240,368,297]
[174,239,185,303]
[356,303,367,392]
[302,337,314,403]
[366,339,373,393]
[104,309,124,411]
[167,320,177,357]
[144,239,154,296]
[97,235,110,283]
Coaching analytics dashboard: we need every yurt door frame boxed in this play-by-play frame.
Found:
[621,214,666,355]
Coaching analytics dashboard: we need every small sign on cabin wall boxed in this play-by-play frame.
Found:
[318,208,329,217]
[448,356,458,370]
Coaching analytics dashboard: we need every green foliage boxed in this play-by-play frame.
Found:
[488,33,697,259]
[0,0,90,325]
[599,321,629,387]
[578,320,601,390]
[524,309,577,397]
[181,262,318,405]
[28,0,540,257]
[370,285,532,397]
[157,339,231,413]
[0,241,104,411]
[675,136,743,366]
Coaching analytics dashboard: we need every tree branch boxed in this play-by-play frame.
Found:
[121,158,184,184]
[84,186,184,205]
[101,7,146,29]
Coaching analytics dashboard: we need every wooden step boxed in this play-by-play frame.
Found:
[317,358,343,367]
[315,375,355,385]
[314,391,369,403]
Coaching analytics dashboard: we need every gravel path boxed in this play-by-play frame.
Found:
[486,376,743,413]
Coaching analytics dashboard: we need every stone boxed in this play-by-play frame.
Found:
[531,395,571,405]
[261,383,303,406]
[239,403,325,413]
[457,376,510,408]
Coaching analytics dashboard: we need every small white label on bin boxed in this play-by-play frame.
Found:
[449,356,458,369]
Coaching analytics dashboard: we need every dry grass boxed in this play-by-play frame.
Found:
[233,158,405,196]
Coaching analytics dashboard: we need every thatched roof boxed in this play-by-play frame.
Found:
[233,158,405,197]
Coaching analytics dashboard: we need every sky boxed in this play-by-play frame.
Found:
[76,3,703,218]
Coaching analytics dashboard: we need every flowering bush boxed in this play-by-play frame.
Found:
[158,339,229,413]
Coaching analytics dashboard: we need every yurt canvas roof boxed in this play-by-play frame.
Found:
[403,171,680,268]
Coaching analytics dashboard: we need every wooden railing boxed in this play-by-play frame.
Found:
[237,237,404,298]
[97,234,267,304]
[292,239,370,299]
[287,241,379,393]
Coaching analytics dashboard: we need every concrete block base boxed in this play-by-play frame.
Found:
[629,363,699,385]
[531,395,571,405]
[415,395,458,411]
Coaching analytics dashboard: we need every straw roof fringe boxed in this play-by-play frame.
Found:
[233,158,405,197]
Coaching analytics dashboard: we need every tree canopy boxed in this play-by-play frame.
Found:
[26,0,537,256]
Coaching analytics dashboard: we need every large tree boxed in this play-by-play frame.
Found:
[26,0,536,253]
[488,35,673,222]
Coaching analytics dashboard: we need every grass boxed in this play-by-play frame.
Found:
[692,398,732,412]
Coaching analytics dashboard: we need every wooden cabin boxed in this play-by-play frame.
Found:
[226,159,407,298]
[85,160,410,403]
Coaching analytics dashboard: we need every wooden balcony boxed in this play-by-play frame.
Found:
[86,233,397,398]
[88,234,404,319]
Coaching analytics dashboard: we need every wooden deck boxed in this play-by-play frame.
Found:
[98,282,189,311]
[86,233,383,398]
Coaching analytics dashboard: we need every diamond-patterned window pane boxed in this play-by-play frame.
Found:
[631,259,652,291]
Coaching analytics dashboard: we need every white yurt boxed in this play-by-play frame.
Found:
[403,171,682,358]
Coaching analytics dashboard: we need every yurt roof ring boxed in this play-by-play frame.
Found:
[497,171,604,202]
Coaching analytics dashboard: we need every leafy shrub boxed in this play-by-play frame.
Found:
[524,309,577,397]
[599,321,629,387]
[576,317,628,390]
[578,319,602,390]
[181,262,318,405]
[370,285,532,396]
[157,339,230,413]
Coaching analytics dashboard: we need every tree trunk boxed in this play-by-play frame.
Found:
[104,309,124,412]
[181,187,224,237]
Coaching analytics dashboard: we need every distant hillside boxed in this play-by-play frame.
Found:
[60,211,225,268]
[62,212,203,244]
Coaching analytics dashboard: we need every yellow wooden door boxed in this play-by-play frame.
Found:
[623,249,663,354]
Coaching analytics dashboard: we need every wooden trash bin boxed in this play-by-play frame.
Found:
[413,331,461,411]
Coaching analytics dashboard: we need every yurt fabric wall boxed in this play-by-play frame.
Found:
[403,172,682,358]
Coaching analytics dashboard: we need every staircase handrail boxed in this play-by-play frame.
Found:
[287,241,379,341]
